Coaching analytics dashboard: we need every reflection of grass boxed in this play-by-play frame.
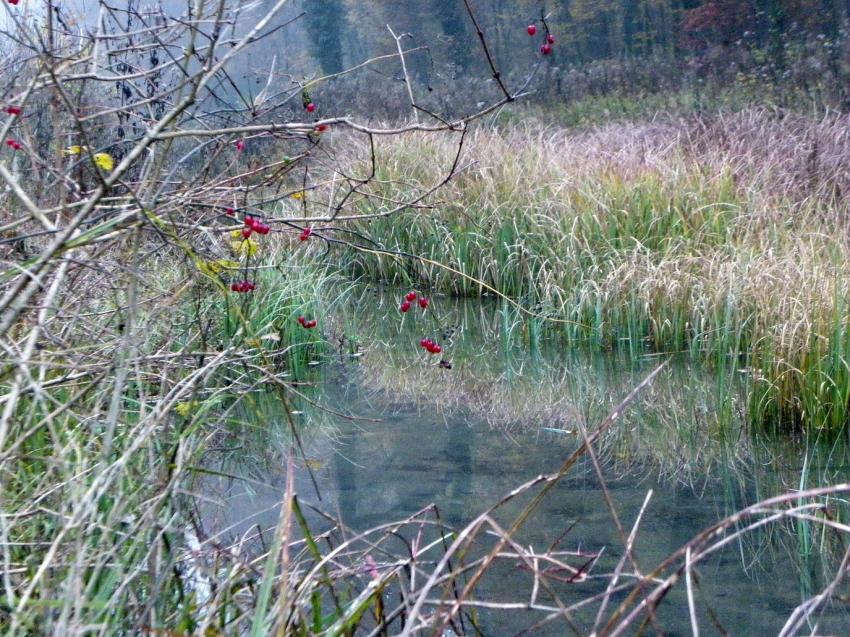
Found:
[318,288,850,628]
[338,287,850,490]
[333,113,850,432]
[342,287,735,473]
[198,380,344,487]
[197,341,850,635]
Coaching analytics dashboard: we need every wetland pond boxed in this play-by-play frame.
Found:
[199,289,850,636]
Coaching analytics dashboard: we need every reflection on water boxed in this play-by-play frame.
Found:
[198,291,850,635]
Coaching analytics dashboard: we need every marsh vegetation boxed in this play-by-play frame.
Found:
[4,0,850,635]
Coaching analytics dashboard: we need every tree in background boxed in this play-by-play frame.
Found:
[308,0,348,74]
[679,1,753,52]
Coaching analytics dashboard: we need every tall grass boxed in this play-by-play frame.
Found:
[212,257,341,379]
[334,109,850,432]
[0,239,338,634]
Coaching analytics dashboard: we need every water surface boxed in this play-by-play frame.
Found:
[200,292,850,635]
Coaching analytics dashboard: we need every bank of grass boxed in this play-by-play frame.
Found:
[337,108,850,432]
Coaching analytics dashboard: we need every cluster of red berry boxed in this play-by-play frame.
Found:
[242,214,271,237]
[297,315,318,329]
[527,23,555,55]
[229,214,271,293]
[5,105,23,149]
[399,291,443,356]
[419,338,442,354]
[230,280,255,293]
[399,291,429,313]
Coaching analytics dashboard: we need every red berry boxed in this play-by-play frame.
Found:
[250,218,263,231]
[244,215,253,226]
[299,227,312,241]
[235,139,245,151]
[5,106,21,116]
[432,344,442,354]
[315,124,329,133]
[230,282,239,292]
[419,297,429,309]
[547,34,555,44]
[257,223,270,235]
[241,227,252,239]
[305,102,316,113]
[420,338,430,348]
[400,301,411,313]
[6,139,16,147]
[406,291,417,302]
[541,44,552,55]
[306,319,317,329]
[298,316,306,325]
[8,0,19,5]
[527,24,536,36]
[225,207,235,216]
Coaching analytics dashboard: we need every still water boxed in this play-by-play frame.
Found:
[200,292,850,635]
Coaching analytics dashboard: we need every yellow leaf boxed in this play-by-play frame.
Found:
[290,191,304,200]
[230,238,259,257]
[195,259,239,277]
[63,145,88,155]
[195,260,218,277]
[93,153,114,171]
